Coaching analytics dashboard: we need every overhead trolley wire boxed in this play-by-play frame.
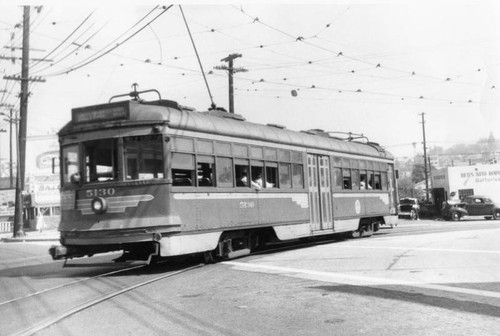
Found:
[42,6,172,77]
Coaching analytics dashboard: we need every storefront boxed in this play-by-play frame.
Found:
[432,163,500,202]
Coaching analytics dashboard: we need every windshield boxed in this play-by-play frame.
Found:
[62,134,164,186]
[400,199,417,205]
[62,145,79,185]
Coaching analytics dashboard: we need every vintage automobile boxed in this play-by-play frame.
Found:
[398,198,420,220]
[441,195,500,221]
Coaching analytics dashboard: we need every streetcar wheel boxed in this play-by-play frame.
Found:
[450,212,461,221]
[493,210,500,220]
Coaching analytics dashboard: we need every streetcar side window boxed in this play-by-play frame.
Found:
[171,153,195,186]
[360,170,368,190]
[373,172,381,190]
[62,145,79,186]
[265,163,278,188]
[351,169,360,190]
[332,167,342,190]
[342,168,352,190]
[292,163,304,189]
[124,135,164,180]
[217,157,234,188]
[235,160,250,187]
[84,139,119,183]
[197,156,214,187]
[251,161,264,187]
[381,171,388,190]
[279,163,292,189]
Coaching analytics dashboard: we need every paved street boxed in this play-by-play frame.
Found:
[0,219,499,335]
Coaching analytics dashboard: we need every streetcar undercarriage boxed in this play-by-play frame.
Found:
[49,217,387,265]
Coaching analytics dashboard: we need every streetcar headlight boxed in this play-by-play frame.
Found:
[91,197,108,214]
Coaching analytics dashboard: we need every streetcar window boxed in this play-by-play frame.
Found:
[197,140,214,154]
[233,144,248,157]
[235,159,250,187]
[217,157,234,187]
[374,173,381,190]
[279,150,290,162]
[292,164,304,189]
[265,162,278,188]
[84,139,118,183]
[332,167,342,190]
[172,137,194,152]
[197,156,214,187]
[264,148,277,161]
[360,170,368,189]
[172,153,195,186]
[216,142,231,156]
[367,171,374,190]
[279,163,292,189]
[124,135,164,180]
[342,168,352,190]
[250,147,263,159]
[381,172,388,190]
[62,145,79,186]
[351,169,360,190]
[291,151,303,163]
[251,161,264,187]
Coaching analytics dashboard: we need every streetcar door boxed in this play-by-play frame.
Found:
[308,154,333,231]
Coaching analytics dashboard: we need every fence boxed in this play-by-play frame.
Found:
[0,222,13,233]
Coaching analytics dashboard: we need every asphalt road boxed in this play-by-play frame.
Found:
[1,219,499,336]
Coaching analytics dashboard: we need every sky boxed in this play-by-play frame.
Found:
[1,1,499,160]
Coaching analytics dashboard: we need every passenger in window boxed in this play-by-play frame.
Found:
[198,168,212,186]
[252,174,263,190]
[238,172,249,187]
[360,178,372,190]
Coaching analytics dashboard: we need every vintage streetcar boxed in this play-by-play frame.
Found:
[50,88,398,263]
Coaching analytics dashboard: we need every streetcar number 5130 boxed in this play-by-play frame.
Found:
[86,188,116,198]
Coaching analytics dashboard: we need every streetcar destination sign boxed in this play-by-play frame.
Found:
[72,104,129,124]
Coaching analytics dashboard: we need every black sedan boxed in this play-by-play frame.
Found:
[442,195,500,221]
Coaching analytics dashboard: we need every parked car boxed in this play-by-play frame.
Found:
[398,198,420,220]
[441,195,500,221]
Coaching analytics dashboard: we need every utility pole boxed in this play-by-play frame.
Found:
[420,112,430,202]
[214,53,247,113]
[0,109,18,189]
[3,7,46,237]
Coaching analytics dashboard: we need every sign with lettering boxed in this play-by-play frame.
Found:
[72,104,128,124]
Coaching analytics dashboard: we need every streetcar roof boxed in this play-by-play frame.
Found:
[60,99,393,160]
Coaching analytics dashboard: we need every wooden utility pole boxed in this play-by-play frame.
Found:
[1,7,48,237]
[3,7,45,237]
[214,53,247,113]
[420,112,430,202]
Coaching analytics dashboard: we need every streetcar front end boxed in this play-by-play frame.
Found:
[51,99,179,262]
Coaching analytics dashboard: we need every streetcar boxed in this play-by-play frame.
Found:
[50,87,398,263]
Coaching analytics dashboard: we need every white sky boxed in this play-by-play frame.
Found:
[1,1,499,159]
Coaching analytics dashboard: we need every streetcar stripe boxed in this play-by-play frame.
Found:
[224,261,500,299]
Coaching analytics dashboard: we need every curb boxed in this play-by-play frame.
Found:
[1,232,60,243]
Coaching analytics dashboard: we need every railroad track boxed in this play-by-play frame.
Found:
[1,261,204,336]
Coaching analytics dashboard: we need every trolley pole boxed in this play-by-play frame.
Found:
[420,112,430,202]
[214,53,247,114]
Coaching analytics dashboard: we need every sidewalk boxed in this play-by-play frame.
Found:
[0,229,60,243]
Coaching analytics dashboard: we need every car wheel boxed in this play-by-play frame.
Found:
[451,211,461,221]
[494,210,500,220]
